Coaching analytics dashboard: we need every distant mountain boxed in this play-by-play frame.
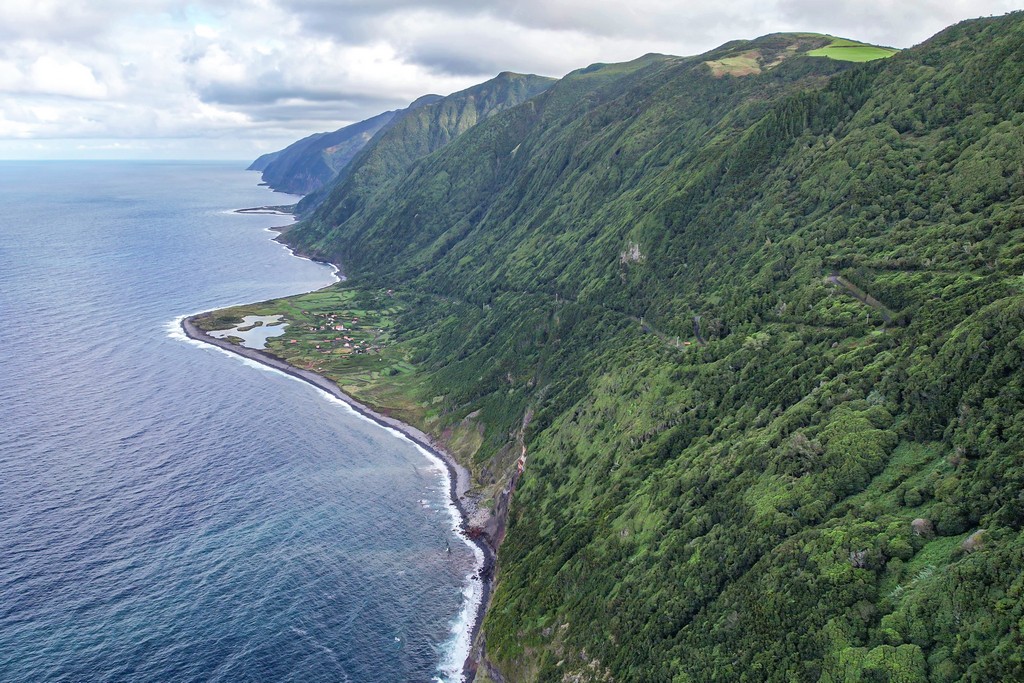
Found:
[290,70,557,217]
[246,150,279,173]
[247,109,401,196]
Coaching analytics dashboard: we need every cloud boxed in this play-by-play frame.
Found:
[774,0,1023,47]
[30,55,108,99]
[0,0,1019,159]
[0,0,167,43]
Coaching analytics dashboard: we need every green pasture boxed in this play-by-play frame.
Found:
[808,38,899,62]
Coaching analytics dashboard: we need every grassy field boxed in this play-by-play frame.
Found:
[192,284,495,477]
[195,284,423,405]
[705,52,762,76]
[808,37,899,62]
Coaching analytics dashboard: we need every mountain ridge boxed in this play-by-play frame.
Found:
[289,70,558,219]
[248,109,400,195]
[225,14,1024,682]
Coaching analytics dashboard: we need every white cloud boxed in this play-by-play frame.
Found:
[30,55,108,98]
[0,0,165,42]
[194,24,220,39]
[774,0,1023,47]
[0,0,1019,159]
[0,110,35,138]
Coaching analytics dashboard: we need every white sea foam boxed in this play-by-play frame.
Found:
[168,208,476,680]
[205,360,483,682]
[274,241,343,282]
[166,313,217,347]
[172,320,485,682]
[420,439,485,683]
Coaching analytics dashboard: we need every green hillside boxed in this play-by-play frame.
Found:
[219,13,1024,682]
[290,71,556,215]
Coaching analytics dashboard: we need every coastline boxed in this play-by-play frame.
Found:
[180,315,494,681]
[233,205,345,279]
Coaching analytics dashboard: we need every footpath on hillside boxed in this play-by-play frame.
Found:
[827,274,896,324]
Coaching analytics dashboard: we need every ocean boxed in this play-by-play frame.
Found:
[0,161,479,682]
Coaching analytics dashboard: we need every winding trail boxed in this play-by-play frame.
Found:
[826,274,896,324]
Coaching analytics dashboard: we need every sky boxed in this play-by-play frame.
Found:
[0,0,1019,160]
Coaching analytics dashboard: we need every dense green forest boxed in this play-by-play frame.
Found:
[291,72,556,214]
[259,13,1024,682]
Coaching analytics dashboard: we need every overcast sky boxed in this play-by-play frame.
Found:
[0,0,1019,160]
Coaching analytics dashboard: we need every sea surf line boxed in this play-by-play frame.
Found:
[0,161,471,683]
[169,209,483,683]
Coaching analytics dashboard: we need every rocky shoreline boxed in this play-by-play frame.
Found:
[180,315,496,681]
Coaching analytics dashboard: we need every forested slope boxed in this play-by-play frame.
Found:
[289,71,556,216]
[275,14,1024,682]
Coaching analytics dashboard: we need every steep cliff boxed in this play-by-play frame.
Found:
[263,14,1024,681]
[248,109,400,195]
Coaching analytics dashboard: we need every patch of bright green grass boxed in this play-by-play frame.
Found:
[195,284,494,466]
[808,38,898,62]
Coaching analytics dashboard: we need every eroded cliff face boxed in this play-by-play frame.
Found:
[458,410,532,682]
[465,463,521,683]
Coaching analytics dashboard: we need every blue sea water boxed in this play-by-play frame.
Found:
[0,161,480,682]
